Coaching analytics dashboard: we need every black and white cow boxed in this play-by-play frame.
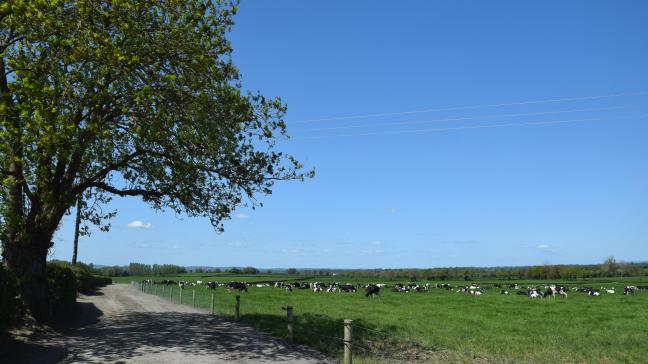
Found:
[227,282,248,292]
[339,284,357,293]
[365,284,380,297]
[544,285,568,299]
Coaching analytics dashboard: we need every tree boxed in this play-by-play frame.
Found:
[287,268,297,275]
[0,1,310,321]
[602,256,618,276]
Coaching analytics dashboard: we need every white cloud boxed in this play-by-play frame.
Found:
[537,244,550,249]
[372,240,382,246]
[236,213,250,219]
[127,220,151,229]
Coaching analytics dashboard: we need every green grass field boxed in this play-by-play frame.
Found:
[112,274,648,363]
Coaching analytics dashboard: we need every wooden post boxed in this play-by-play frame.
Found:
[180,287,183,304]
[162,285,165,296]
[192,289,196,307]
[344,319,353,364]
[170,286,173,302]
[210,292,215,314]
[286,306,294,342]
[235,295,240,321]
[154,284,157,296]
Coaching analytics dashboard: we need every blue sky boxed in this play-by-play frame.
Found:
[52,1,648,268]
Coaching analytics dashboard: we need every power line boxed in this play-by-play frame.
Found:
[290,106,633,133]
[291,115,640,140]
[289,92,644,124]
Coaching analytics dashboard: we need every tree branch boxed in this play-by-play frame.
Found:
[89,182,164,198]
[73,150,142,194]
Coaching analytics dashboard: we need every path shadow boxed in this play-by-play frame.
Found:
[52,310,333,363]
[0,338,68,364]
[3,302,333,364]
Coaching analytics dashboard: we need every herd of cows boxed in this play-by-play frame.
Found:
[142,279,647,299]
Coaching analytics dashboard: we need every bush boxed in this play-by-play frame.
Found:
[47,261,112,298]
[70,265,112,293]
[46,262,78,313]
[0,264,18,336]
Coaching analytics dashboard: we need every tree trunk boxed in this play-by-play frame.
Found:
[72,196,82,265]
[2,235,52,322]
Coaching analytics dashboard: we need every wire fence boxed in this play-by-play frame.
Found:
[132,281,429,364]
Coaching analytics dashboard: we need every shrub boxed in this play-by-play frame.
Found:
[70,265,112,293]
[46,262,78,313]
[0,264,18,336]
[47,260,112,296]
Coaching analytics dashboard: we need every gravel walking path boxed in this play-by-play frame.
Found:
[2,284,335,364]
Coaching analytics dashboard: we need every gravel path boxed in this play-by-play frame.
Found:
[3,284,335,364]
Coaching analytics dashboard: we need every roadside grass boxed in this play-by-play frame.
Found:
[116,275,648,363]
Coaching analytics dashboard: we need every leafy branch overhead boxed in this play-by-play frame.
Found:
[0,0,313,235]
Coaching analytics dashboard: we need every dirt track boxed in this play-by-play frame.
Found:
[2,284,335,363]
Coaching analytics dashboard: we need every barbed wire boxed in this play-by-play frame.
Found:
[354,324,422,347]
[303,331,346,343]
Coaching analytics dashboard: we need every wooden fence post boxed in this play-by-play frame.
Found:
[192,289,196,307]
[344,319,353,364]
[286,306,294,342]
[170,286,173,302]
[180,287,183,304]
[162,285,165,296]
[154,284,157,296]
[235,295,240,321]
[211,291,215,314]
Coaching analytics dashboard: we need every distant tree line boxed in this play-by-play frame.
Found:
[97,263,187,276]
[339,258,648,281]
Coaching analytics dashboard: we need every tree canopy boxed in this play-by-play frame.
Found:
[0,0,310,320]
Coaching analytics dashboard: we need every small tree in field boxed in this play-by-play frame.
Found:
[287,268,297,275]
[602,256,618,276]
[0,1,310,321]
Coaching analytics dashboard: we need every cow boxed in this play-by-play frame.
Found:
[624,286,637,295]
[588,289,601,297]
[340,284,357,293]
[500,290,510,295]
[206,281,217,290]
[365,284,380,297]
[602,287,615,294]
[528,289,543,299]
[544,285,568,299]
[313,282,326,292]
[227,282,248,292]
[394,283,409,293]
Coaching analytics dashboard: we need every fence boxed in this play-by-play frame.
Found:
[132,281,417,364]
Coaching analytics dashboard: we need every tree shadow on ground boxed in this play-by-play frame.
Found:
[3,301,333,364]
[239,311,432,362]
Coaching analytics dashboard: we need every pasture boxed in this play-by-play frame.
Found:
[113,274,648,363]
